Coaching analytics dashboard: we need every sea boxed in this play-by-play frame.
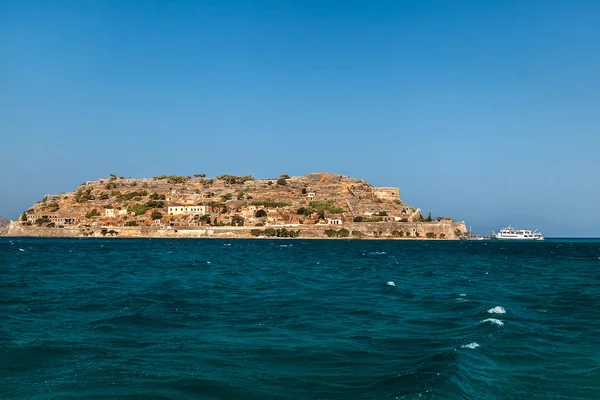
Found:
[1,238,599,400]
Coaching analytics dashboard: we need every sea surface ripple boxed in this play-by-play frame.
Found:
[1,238,599,399]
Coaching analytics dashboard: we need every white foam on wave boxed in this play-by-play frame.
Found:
[19,248,25,252]
[387,281,395,286]
[461,342,480,349]
[482,318,504,326]
[488,306,506,314]
[224,243,231,246]
[459,293,466,297]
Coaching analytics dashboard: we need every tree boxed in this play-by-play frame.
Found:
[301,188,307,194]
[297,207,314,216]
[85,209,101,218]
[426,212,432,222]
[255,209,267,218]
[231,215,244,226]
[324,229,337,237]
[280,174,290,179]
[276,178,287,186]
[151,211,163,220]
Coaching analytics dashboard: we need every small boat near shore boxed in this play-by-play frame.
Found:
[459,226,486,240]
[459,233,485,241]
[491,225,544,241]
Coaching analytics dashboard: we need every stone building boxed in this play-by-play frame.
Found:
[167,205,206,216]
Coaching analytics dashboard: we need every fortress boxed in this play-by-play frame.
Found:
[2,172,467,239]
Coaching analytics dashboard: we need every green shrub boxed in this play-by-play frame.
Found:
[250,228,299,238]
[296,207,315,216]
[426,232,436,238]
[85,209,101,218]
[324,229,337,237]
[75,189,95,203]
[116,191,148,202]
[167,175,187,184]
[351,230,365,238]
[217,174,254,184]
[309,200,344,214]
[221,193,233,201]
[252,200,291,208]
[276,178,287,186]
[151,211,163,220]
[125,221,138,226]
[128,204,148,216]
[231,215,244,226]
[255,209,267,218]
[145,200,164,209]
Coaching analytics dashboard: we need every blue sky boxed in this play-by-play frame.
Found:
[1,0,599,236]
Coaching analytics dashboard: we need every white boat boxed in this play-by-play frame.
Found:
[491,225,544,241]
[459,225,485,240]
[460,228,484,240]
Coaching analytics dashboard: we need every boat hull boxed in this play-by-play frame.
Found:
[491,236,544,241]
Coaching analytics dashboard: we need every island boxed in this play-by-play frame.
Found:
[1,173,467,239]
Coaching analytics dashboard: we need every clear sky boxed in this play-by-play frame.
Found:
[1,1,599,236]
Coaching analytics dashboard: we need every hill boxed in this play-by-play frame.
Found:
[0,216,9,228]
[10,173,466,239]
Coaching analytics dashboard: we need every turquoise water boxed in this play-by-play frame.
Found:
[1,238,599,399]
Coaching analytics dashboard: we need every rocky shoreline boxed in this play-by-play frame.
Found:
[1,220,466,239]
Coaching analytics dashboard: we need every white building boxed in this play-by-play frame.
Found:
[327,219,342,225]
[307,192,316,198]
[105,209,115,217]
[168,205,206,215]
